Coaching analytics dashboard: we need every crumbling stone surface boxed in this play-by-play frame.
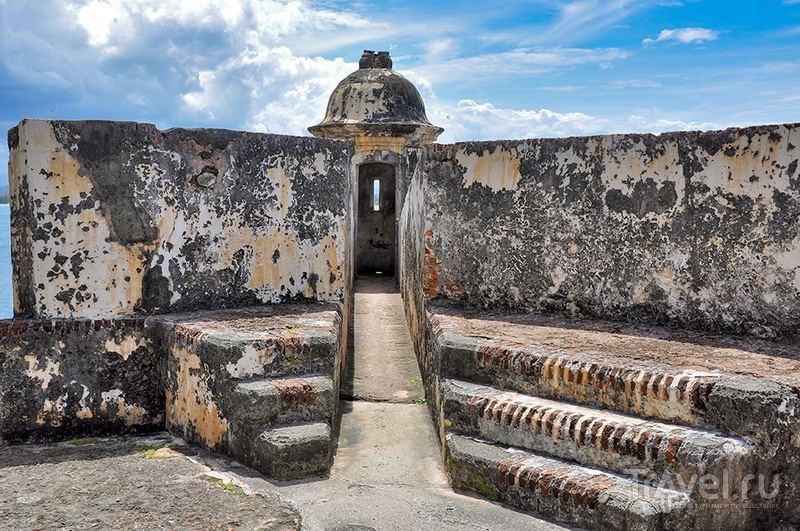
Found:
[428,308,800,529]
[446,432,694,531]
[253,422,333,479]
[0,317,163,443]
[9,119,350,319]
[159,304,342,478]
[423,125,800,340]
[0,304,343,481]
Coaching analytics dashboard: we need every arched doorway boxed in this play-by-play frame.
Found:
[356,162,396,273]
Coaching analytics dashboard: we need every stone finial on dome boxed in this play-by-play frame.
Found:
[376,51,392,69]
[358,50,393,70]
[359,50,376,69]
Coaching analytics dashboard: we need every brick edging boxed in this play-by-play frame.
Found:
[0,317,146,338]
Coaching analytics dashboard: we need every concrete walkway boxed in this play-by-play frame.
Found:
[212,274,579,531]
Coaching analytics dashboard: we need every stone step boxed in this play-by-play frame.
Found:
[445,432,694,531]
[442,379,756,498]
[234,421,333,480]
[227,375,334,427]
[158,305,342,382]
[438,331,723,428]
[432,312,800,448]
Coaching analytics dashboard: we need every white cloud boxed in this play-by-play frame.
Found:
[181,46,356,135]
[425,99,612,143]
[0,0,370,134]
[625,114,720,133]
[71,0,369,49]
[643,27,720,45]
[538,0,649,44]
[419,93,725,144]
[414,47,629,83]
[98,0,334,48]
[608,79,662,88]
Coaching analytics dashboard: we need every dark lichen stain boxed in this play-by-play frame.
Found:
[769,189,800,242]
[272,249,281,264]
[54,121,158,246]
[0,325,163,442]
[139,268,172,314]
[7,125,19,150]
[787,160,798,179]
[307,273,319,295]
[69,252,84,278]
[605,180,678,217]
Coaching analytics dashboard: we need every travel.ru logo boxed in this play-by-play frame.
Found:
[625,468,780,508]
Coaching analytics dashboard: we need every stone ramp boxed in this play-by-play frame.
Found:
[341,273,424,403]
[430,308,800,530]
[207,274,580,530]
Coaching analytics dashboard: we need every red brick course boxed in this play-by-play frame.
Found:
[0,317,146,339]
[472,343,718,414]
[469,392,686,464]
[271,379,315,409]
[498,457,617,509]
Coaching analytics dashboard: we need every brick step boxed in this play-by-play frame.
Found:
[432,312,800,448]
[438,331,723,428]
[442,378,755,498]
[226,375,334,428]
[234,421,333,480]
[446,432,694,531]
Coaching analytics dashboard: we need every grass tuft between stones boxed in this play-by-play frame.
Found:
[138,443,173,459]
[218,479,246,496]
[461,475,500,502]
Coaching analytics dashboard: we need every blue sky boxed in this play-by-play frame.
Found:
[2,0,800,184]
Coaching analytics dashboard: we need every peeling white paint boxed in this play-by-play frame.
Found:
[100,389,148,426]
[36,395,66,426]
[16,120,151,318]
[11,120,349,318]
[104,335,147,361]
[167,346,228,447]
[770,235,800,292]
[76,383,93,419]
[24,355,61,391]
[224,344,277,378]
[456,146,521,192]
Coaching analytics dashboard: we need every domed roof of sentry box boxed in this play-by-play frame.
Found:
[309,50,443,143]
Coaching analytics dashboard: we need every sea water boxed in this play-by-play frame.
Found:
[0,204,12,318]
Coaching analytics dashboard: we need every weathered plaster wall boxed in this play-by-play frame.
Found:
[423,125,800,339]
[8,119,350,319]
[0,317,162,442]
[397,146,444,432]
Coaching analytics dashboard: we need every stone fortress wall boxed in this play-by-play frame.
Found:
[9,119,351,318]
[2,119,352,476]
[3,52,800,528]
[419,125,800,339]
